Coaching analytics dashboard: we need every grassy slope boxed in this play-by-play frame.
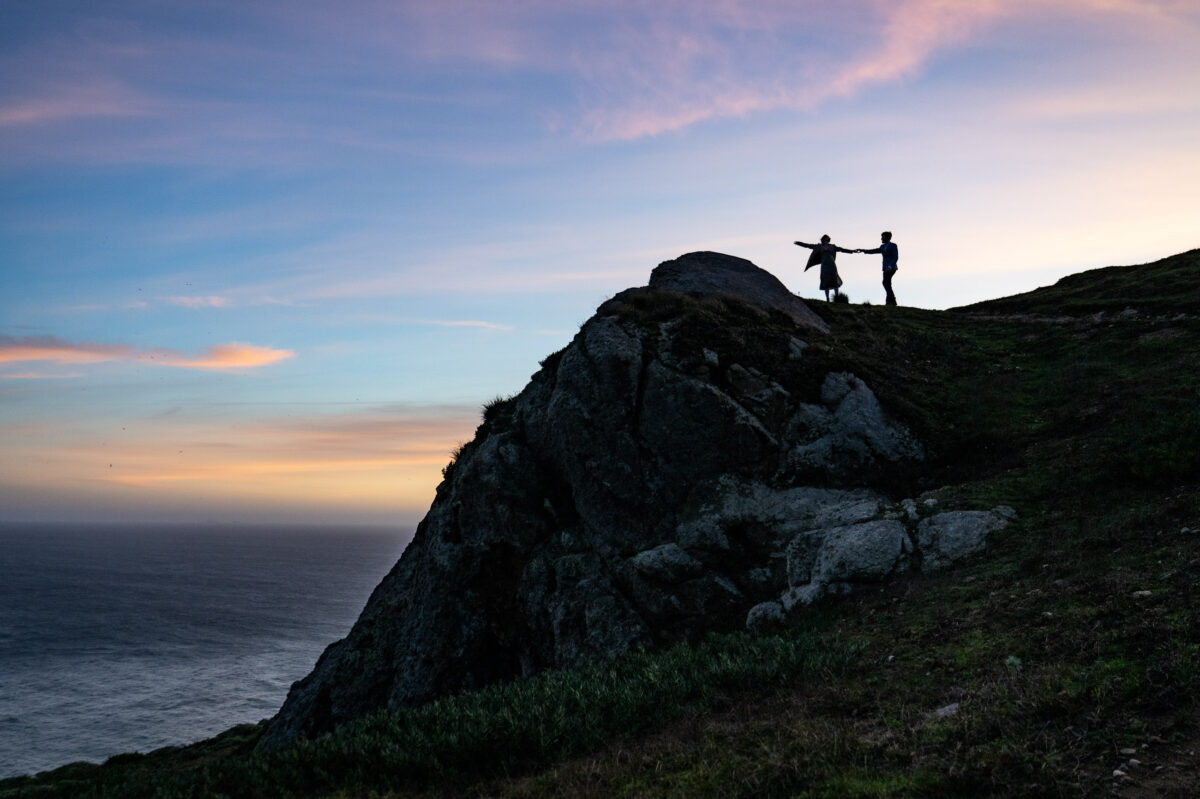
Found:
[4,250,1200,798]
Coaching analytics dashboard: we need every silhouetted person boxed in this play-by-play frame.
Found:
[794,234,852,301]
[857,231,899,306]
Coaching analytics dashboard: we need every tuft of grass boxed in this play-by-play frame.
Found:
[481,393,517,425]
[440,440,467,479]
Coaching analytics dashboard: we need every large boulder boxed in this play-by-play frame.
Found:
[648,251,829,332]
[259,252,1000,749]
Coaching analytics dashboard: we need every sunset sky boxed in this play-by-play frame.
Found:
[2,0,1198,526]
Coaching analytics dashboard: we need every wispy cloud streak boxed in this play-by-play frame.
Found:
[0,371,85,380]
[377,0,1200,141]
[169,296,230,308]
[0,336,133,365]
[0,336,294,374]
[347,314,514,330]
[2,0,1194,164]
[156,343,295,370]
[573,0,1199,140]
[0,79,151,127]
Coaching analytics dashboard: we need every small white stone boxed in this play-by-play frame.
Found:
[934,702,960,718]
[745,601,785,630]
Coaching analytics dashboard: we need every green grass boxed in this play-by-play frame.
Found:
[954,248,1200,317]
[5,248,1200,797]
[1,630,857,798]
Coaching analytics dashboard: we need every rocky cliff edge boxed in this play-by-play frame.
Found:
[259,251,1012,748]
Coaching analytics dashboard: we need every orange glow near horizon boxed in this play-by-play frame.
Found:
[0,406,481,524]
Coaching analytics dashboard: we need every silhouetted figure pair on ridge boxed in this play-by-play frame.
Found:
[794,231,900,305]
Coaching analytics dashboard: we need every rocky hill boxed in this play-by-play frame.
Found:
[259,252,1014,748]
[6,247,1199,797]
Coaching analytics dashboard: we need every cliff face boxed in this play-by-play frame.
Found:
[260,252,1008,748]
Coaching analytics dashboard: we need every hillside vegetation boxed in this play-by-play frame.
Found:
[3,249,1199,798]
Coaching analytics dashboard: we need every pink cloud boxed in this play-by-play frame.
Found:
[0,336,132,365]
[563,0,997,141]
[826,1,1005,97]
[0,335,293,373]
[155,343,296,371]
[498,0,1199,141]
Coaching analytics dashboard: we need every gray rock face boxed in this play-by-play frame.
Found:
[785,372,924,480]
[787,520,912,589]
[771,502,1014,614]
[918,508,1016,571]
[678,475,1014,623]
[259,252,997,749]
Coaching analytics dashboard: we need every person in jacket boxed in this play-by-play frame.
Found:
[857,231,899,306]
[794,234,853,301]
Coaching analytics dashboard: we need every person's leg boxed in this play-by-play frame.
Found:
[883,270,897,305]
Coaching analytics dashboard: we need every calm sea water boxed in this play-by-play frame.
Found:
[0,523,409,779]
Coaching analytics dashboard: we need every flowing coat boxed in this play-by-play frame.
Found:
[803,243,846,290]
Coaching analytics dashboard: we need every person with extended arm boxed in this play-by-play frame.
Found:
[794,234,854,302]
[857,231,899,306]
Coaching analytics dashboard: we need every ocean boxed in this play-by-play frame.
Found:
[0,523,409,779]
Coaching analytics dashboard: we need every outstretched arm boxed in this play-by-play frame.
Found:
[834,245,857,254]
[859,246,882,254]
[794,240,815,249]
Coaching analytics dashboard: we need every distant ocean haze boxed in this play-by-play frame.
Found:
[0,523,408,779]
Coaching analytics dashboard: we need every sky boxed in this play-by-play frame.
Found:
[2,0,1198,526]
